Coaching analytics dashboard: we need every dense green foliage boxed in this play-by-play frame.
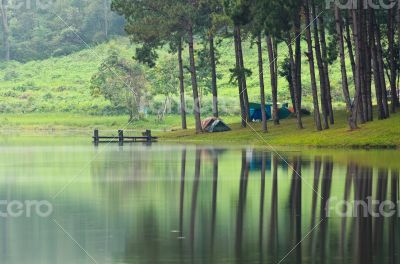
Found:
[0,37,351,116]
[91,49,147,120]
[0,0,124,62]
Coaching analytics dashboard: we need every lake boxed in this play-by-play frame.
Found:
[0,135,399,263]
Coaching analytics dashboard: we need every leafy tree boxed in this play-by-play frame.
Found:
[149,55,180,121]
[112,0,203,133]
[91,50,147,121]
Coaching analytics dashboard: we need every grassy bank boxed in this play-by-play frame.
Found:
[161,110,400,148]
[0,113,185,131]
[0,113,240,131]
[1,111,399,148]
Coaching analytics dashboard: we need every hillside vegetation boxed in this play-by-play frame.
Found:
[0,37,350,117]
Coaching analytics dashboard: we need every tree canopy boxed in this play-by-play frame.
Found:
[0,0,125,62]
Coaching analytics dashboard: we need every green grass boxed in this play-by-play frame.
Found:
[160,110,400,148]
[2,110,398,148]
[0,112,239,131]
[0,113,183,130]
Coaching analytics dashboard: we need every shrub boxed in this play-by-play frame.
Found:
[3,71,19,81]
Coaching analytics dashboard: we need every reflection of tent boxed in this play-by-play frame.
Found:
[250,152,272,171]
[202,148,228,160]
[202,117,231,133]
[249,103,292,121]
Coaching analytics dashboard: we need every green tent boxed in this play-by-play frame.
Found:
[249,102,292,121]
[278,106,292,119]
[207,120,231,133]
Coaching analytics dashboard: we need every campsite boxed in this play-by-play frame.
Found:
[1,0,400,263]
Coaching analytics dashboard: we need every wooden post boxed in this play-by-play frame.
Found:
[146,130,151,142]
[118,130,124,146]
[94,129,99,145]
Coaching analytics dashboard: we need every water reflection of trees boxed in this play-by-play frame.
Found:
[88,147,400,263]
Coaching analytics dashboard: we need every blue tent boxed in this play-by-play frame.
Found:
[249,103,292,121]
[249,103,272,121]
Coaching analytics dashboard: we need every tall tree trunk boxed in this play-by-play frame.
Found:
[287,68,296,112]
[364,9,373,122]
[373,11,390,118]
[398,6,400,108]
[358,7,368,123]
[351,6,363,125]
[294,17,302,107]
[257,34,267,132]
[353,4,365,125]
[234,26,247,127]
[103,0,109,40]
[334,6,357,130]
[345,16,356,87]
[273,41,279,119]
[178,39,187,129]
[388,3,399,113]
[304,0,322,131]
[0,0,10,61]
[318,14,334,125]
[311,0,329,129]
[287,33,303,129]
[187,23,202,133]
[237,27,250,121]
[369,9,385,120]
[266,35,279,125]
[209,33,219,118]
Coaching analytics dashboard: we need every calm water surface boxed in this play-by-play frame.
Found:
[0,135,399,263]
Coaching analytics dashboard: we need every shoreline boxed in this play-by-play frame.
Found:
[159,138,400,150]
[0,110,399,149]
[0,127,398,150]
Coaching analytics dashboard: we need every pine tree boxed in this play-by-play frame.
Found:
[334,5,357,129]
[304,0,322,131]
[311,0,329,129]
[111,0,203,131]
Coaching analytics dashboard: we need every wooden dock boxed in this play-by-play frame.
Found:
[93,130,158,145]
